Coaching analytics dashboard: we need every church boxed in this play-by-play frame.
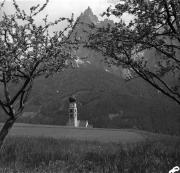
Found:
[66,96,92,128]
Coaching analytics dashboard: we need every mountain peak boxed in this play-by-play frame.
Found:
[79,7,98,24]
[83,6,93,16]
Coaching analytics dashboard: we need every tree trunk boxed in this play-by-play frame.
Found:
[0,117,16,150]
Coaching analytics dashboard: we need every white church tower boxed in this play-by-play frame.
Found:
[66,96,92,128]
[67,96,78,127]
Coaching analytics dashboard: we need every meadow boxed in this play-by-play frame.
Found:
[0,136,179,173]
[2,123,179,143]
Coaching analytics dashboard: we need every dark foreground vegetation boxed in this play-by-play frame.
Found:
[0,137,179,173]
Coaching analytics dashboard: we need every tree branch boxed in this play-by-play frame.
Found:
[163,0,180,42]
[0,100,9,115]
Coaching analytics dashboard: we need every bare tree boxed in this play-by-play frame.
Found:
[88,0,180,105]
[0,0,78,149]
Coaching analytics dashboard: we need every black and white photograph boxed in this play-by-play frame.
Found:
[0,0,180,172]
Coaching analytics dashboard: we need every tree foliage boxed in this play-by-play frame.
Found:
[0,0,78,148]
[88,0,180,105]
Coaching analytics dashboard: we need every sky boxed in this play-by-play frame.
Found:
[1,0,115,20]
[0,0,132,32]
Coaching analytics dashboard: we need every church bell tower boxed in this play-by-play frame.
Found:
[68,96,78,127]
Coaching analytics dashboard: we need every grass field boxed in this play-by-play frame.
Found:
[0,123,179,144]
[0,123,179,172]
[0,136,179,173]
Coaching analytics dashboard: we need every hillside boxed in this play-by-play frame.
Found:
[10,63,179,135]
[0,7,179,135]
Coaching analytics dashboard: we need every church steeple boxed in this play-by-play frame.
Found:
[68,96,78,127]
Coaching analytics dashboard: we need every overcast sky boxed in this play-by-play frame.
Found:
[0,0,132,31]
[1,0,114,20]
